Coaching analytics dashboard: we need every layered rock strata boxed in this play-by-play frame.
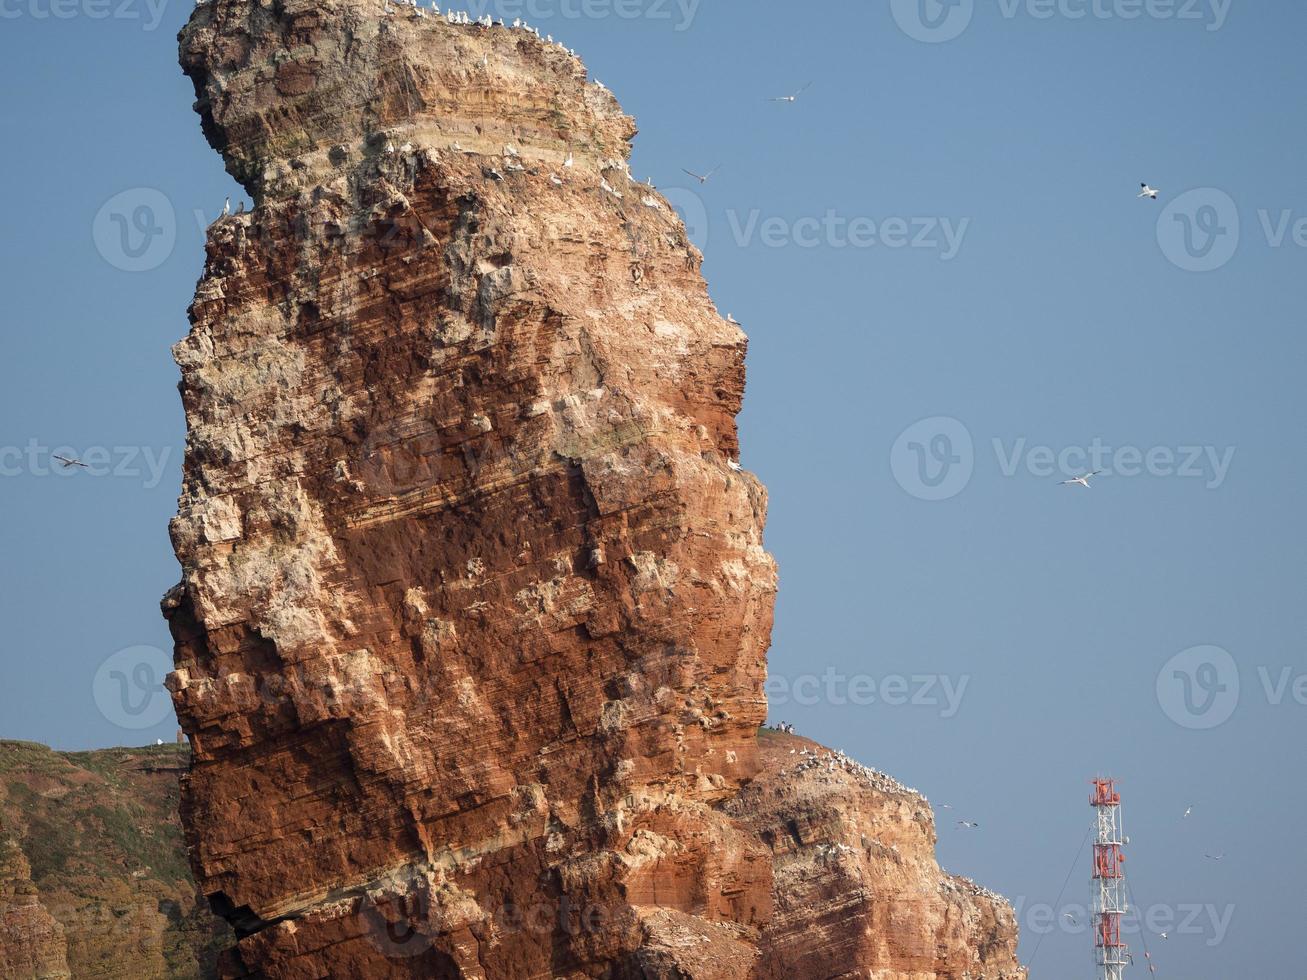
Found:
[165,1,1024,976]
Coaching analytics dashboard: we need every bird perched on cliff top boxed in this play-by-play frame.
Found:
[235,201,245,215]
[221,196,230,217]
[564,151,575,168]
[600,177,622,198]
[550,174,564,185]
[53,454,89,469]
[1139,183,1160,200]
[728,460,742,472]
[682,165,721,185]
[769,82,813,103]
[1059,470,1103,488]
[726,313,739,324]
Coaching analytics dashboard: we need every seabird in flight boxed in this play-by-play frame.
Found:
[1060,470,1104,488]
[770,82,813,103]
[682,165,721,185]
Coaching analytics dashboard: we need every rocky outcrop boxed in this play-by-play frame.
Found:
[0,741,230,979]
[0,796,70,980]
[164,0,1024,976]
[734,734,1023,979]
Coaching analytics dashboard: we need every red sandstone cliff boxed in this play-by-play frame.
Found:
[164,1,1025,976]
[0,789,70,980]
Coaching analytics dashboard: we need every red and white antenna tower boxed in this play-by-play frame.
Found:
[1091,778,1130,980]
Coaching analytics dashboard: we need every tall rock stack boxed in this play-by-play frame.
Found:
[165,1,1025,976]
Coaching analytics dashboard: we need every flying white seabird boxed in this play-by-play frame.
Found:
[682,165,721,185]
[769,81,813,103]
[1060,470,1104,488]
[1139,183,1160,200]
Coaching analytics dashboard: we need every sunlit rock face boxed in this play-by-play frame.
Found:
[165,1,1023,976]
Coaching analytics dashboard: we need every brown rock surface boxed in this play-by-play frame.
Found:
[733,734,1025,979]
[164,1,1025,976]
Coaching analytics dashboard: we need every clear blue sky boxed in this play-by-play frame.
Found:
[1,1,1302,976]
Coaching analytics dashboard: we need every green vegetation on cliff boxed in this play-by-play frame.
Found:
[0,740,229,979]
